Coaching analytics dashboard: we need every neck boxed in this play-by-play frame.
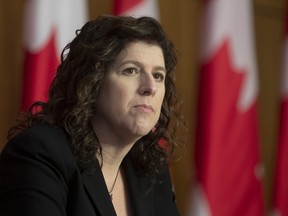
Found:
[98,145,129,199]
[100,146,127,169]
[92,119,138,169]
[91,118,137,193]
[91,116,142,153]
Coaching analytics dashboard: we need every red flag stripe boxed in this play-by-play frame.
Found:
[272,2,288,215]
[113,0,159,20]
[21,0,87,111]
[273,101,288,215]
[22,30,58,111]
[189,0,264,215]
[113,0,143,15]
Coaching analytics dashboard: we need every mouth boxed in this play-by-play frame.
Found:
[134,104,154,113]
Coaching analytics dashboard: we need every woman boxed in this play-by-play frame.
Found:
[0,15,183,216]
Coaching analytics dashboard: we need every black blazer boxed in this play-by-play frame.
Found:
[0,124,179,216]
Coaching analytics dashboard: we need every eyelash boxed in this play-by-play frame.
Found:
[153,73,165,81]
[122,67,165,82]
[123,67,139,75]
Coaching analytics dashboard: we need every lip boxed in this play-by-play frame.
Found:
[134,104,154,113]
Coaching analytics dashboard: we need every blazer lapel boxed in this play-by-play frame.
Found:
[122,155,154,216]
[82,170,117,216]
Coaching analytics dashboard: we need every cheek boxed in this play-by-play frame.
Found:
[114,82,131,97]
[108,85,132,109]
[97,83,119,111]
[158,88,166,105]
[154,91,165,119]
[100,79,126,99]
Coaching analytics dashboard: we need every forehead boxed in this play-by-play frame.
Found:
[114,41,165,65]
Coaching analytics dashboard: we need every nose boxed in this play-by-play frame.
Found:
[138,73,157,96]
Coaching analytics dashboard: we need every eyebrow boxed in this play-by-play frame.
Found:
[119,60,167,73]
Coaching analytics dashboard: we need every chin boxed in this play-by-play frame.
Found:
[132,127,153,137]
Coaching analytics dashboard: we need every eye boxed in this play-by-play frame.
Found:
[153,72,165,82]
[122,67,139,75]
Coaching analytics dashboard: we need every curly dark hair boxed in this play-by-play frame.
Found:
[9,15,183,180]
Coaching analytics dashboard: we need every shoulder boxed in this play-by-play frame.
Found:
[10,124,67,145]
[5,124,69,153]
[1,124,77,174]
[0,124,80,215]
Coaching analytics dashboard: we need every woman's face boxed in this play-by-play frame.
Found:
[93,41,166,143]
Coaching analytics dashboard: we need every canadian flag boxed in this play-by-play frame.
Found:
[21,0,88,111]
[189,0,265,215]
[113,0,159,20]
[272,2,288,216]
